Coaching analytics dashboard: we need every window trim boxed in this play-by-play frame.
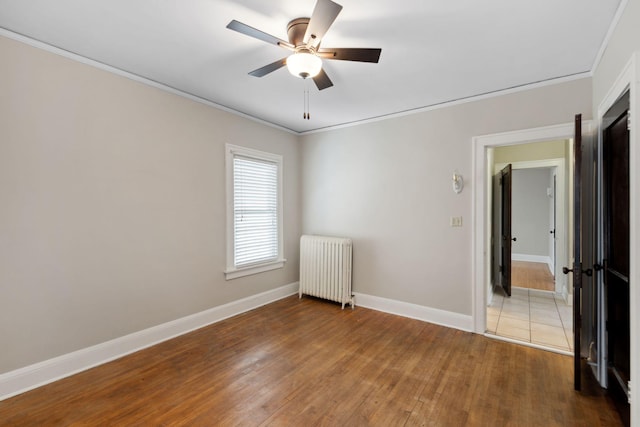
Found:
[225,144,285,280]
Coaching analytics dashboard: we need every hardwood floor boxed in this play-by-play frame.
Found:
[512,261,555,291]
[0,296,622,426]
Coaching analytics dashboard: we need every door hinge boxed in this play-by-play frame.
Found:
[628,110,632,131]
[629,381,632,404]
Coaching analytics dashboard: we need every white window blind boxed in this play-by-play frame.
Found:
[225,144,284,280]
[233,155,279,267]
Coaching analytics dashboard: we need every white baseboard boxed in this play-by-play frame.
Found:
[512,253,554,273]
[0,282,299,402]
[353,292,473,332]
[512,253,551,264]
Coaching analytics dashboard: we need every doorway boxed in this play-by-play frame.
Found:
[488,147,571,352]
[471,123,587,345]
[511,166,557,293]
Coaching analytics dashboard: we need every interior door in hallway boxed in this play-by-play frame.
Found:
[565,114,589,392]
[567,113,603,395]
[499,164,513,297]
[550,173,556,277]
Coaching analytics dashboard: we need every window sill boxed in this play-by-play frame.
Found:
[224,259,286,280]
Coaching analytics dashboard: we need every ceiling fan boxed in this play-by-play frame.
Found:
[226,0,382,91]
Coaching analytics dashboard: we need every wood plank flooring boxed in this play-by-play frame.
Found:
[512,261,555,291]
[0,295,622,426]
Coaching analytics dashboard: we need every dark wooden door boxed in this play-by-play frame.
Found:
[500,164,513,297]
[603,106,631,423]
[551,175,556,276]
[567,113,599,392]
[566,114,584,391]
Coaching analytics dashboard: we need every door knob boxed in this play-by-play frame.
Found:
[593,263,604,272]
[512,237,517,242]
[562,266,593,276]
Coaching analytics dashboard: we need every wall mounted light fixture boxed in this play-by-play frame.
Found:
[453,171,464,194]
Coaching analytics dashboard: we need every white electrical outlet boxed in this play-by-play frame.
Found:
[450,216,463,227]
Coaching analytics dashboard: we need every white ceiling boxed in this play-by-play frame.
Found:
[0,0,622,133]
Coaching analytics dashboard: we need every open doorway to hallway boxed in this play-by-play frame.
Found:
[486,139,573,353]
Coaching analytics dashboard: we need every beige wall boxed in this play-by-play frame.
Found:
[300,78,592,316]
[0,36,301,374]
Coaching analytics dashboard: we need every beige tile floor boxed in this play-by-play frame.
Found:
[487,287,573,353]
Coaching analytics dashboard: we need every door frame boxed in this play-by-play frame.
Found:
[472,121,592,334]
[596,52,639,417]
[494,160,567,299]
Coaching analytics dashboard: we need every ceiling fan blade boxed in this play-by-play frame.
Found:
[317,48,382,63]
[312,68,333,90]
[249,58,288,77]
[303,0,343,49]
[227,20,294,50]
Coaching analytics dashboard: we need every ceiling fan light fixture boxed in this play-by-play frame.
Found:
[286,52,322,79]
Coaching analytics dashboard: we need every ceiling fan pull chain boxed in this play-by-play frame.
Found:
[307,83,311,120]
[303,79,307,119]
[302,79,311,120]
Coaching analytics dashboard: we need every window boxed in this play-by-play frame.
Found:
[225,144,284,279]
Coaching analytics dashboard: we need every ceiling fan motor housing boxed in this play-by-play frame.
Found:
[287,18,311,47]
